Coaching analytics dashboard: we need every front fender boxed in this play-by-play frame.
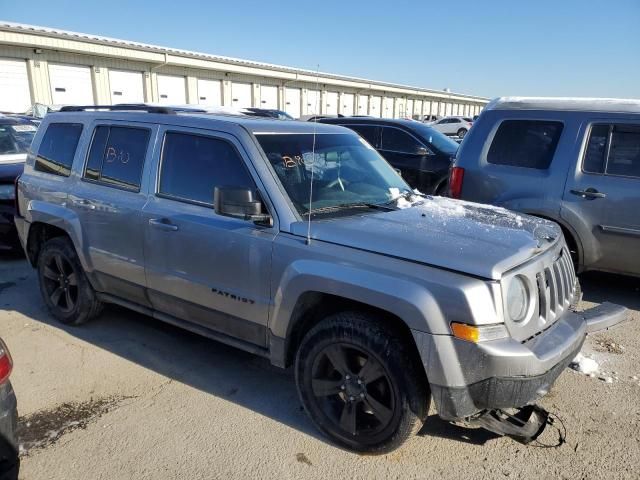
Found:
[269,259,447,340]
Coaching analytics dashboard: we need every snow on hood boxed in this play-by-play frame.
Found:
[291,196,562,280]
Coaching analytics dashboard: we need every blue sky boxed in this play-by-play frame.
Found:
[3,0,639,99]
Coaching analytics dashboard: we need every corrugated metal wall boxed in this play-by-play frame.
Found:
[0,40,486,117]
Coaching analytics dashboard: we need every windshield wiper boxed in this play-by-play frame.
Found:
[305,202,395,216]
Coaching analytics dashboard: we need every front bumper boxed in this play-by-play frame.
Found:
[413,302,628,420]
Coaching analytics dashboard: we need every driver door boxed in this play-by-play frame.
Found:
[142,127,276,347]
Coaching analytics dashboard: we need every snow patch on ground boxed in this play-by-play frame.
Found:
[570,353,600,375]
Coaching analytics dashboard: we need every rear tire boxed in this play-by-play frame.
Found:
[295,311,429,453]
[37,237,103,325]
[456,128,467,138]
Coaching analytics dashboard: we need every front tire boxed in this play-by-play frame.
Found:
[295,312,429,453]
[37,237,103,325]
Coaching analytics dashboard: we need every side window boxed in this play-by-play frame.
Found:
[159,132,255,205]
[607,125,640,178]
[582,124,608,174]
[380,127,423,153]
[35,123,83,176]
[83,126,150,190]
[487,120,563,169]
[347,125,379,147]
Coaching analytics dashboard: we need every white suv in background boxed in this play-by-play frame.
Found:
[430,116,473,138]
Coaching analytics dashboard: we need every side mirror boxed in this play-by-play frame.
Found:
[214,186,272,226]
[415,146,430,156]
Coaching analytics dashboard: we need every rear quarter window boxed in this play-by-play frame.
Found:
[487,120,563,169]
[35,123,83,176]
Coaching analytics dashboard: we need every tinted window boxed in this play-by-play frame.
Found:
[607,125,640,178]
[347,125,379,147]
[583,124,609,174]
[380,127,423,153]
[487,120,563,169]
[0,123,37,154]
[159,132,255,205]
[35,123,83,176]
[84,126,149,190]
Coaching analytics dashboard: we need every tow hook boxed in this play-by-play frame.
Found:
[470,405,552,445]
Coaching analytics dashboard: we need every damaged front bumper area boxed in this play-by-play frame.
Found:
[412,302,628,421]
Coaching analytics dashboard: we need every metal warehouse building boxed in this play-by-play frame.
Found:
[0,22,488,118]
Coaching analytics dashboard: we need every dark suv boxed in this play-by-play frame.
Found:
[317,117,458,195]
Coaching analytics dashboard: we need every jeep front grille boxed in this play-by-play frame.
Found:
[535,247,576,324]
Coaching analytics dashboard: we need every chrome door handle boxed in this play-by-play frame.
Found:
[72,198,96,210]
[149,218,178,231]
[570,188,606,199]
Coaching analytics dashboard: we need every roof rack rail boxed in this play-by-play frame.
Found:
[58,104,208,114]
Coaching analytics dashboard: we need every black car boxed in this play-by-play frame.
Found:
[241,108,294,120]
[0,337,18,480]
[317,117,458,195]
[0,117,38,251]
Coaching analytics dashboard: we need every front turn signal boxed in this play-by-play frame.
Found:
[450,322,509,343]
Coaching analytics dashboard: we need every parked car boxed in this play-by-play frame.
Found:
[0,337,18,480]
[418,114,440,123]
[0,116,38,251]
[451,96,640,277]
[240,108,294,120]
[317,117,459,195]
[430,116,473,138]
[15,104,626,452]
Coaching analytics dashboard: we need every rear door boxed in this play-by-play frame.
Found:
[142,127,276,346]
[562,121,640,274]
[69,120,157,306]
[379,126,430,189]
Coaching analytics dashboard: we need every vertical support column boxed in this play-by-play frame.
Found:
[186,75,198,105]
[91,65,110,104]
[222,79,232,106]
[253,83,260,108]
[26,58,52,105]
[143,71,154,103]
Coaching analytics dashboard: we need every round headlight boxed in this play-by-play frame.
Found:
[507,276,530,322]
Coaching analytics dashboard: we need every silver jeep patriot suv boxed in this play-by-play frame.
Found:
[14,105,627,452]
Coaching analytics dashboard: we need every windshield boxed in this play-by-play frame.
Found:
[0,123,37,155]
[256,132,412,217]
[407,123,459,155]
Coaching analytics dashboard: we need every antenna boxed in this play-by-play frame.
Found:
[306,64,320,246]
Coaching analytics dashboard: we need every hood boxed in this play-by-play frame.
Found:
[291,197,562,280]
[0,160,24,183]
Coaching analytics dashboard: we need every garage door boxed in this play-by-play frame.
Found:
[197,79,222,106]
[157,75,186,105]
[284,88,301,118]
[231,82,252,108]
[260,85,278,109]
[49,64,94,106]
[341,93,354,116]
[370,96,382,117]
[325,92,338,116]
[0,58,31,113]
[357,95,369,116]
[306,89,321,115]
[108,70,144,104]
[383,97,394,118]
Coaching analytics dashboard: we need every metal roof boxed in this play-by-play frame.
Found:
[0,21,488,102]
[485,96,640,113]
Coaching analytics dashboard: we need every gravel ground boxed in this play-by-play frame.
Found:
[1,255,639,480]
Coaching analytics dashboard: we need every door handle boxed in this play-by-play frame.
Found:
[72,198,96,210]
[570,188,606,199]
[149,218,178,231]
